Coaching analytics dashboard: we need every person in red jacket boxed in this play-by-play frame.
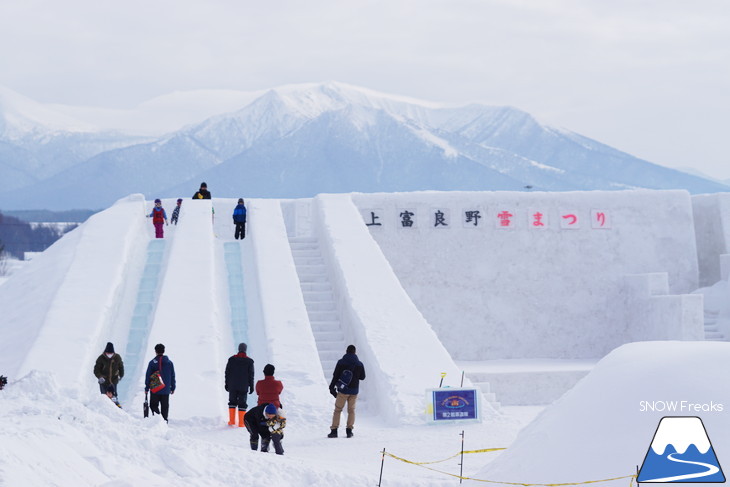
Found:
[255,363,283,408]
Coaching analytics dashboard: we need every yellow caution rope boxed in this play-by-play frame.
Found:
[383,450,636,486]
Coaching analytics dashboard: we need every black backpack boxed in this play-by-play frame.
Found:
[336,368,354,393]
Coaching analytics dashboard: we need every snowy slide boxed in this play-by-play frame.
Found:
[14,195,149,392]
[138,199,226,419]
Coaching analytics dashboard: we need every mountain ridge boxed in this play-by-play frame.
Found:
[0,82,727,210]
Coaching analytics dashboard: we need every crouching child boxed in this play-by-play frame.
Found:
[243,403,286,455]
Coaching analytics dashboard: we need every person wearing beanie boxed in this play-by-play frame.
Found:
[256,363,283,408]
[232,197,247,240]
[147,198,168,238]
[243,402,286,455]
[192,182,211,200]
[328,344,366,439]
[224,342,255,426]
[144,343,176,422]
[93,342,124,396]
[170,198,183,225]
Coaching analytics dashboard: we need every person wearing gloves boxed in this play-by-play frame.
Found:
[243,403,286,455]
[93,342,124,397]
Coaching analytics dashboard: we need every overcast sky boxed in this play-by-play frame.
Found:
[1,0,728,179]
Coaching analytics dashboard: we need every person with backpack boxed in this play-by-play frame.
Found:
[243,403,286,455]
[93,342,124,397]
[225,343,255,426]
[328,344,365,438]
[170,198,183,225]
[144,343,176,423]
[255,363,283,408]
[147,198,168,238]
[232,198,247,240]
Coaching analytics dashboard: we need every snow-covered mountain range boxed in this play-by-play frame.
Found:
[1,82,727,210]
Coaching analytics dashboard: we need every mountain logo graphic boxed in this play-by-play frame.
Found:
[638,416,725,483]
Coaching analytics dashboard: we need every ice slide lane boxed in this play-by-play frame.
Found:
[223,242,248,347]
[117,239,167,404]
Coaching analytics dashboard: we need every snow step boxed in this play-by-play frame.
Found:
[314,331,345,341]
[300,282,332,292]
[705,331,724,340]
[310,322,342,333]
[306,301,336,312]
[296,264,326,275]
[298,273,328,283]
[303,291,334,301]
[291,249,321,257]
[315,340,345,351]
[293,256,325,266]
[308,310,339,322]
[318,350,343,362]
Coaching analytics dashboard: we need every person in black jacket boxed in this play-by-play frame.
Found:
[328,344,365,438]
[192,182,211,199]
[243,403,286,454]
[225,342,255,427]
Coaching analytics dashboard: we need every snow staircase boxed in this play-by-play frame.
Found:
[289,236,346,379]
[704,309,725,341]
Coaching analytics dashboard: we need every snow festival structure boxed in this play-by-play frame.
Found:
[1,189,729,420]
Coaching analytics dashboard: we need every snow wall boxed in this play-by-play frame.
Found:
[350,189,703,360]
[692,192,730,287]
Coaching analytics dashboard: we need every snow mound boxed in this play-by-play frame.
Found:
[472,341,730,485]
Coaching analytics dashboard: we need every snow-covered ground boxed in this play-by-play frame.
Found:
[1,191,729,486]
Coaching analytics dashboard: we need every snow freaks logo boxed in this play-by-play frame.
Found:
[637,416,725,483]
[639,401,723,413]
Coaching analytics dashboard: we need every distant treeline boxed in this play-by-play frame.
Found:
[0,212,78,259]
[2,209,97,223]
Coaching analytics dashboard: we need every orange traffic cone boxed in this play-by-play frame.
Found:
[228,408,236,426]
[238,409,246,427]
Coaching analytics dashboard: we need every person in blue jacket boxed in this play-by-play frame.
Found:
[232,198,247,240]
[144,343,176,422]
